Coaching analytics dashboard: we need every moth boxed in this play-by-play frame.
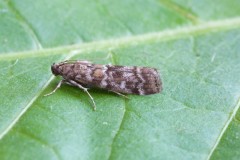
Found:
[45,60,162,110]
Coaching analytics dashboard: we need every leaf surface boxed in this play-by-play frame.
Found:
[0,0,240,160]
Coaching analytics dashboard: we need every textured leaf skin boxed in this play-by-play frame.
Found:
[0,0,240,160]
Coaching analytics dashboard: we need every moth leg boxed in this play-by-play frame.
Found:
[44,79,66,96]
[65,81,90,89]
[65,81,77,87]
[110,90,130,99]
[68,80,96,111]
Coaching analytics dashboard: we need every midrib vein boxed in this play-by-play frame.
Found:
[1,17,240,60]
[206,98,240,160]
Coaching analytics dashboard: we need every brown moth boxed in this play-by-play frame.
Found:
[45,60,162,110]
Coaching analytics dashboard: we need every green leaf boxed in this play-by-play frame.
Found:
[0,0,240,160]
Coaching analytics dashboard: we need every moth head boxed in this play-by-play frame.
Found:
[51,63,60,76]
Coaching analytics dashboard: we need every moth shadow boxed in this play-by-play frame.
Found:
[60,84,125,102]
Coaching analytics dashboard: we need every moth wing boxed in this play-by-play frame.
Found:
[92,65,162,95]
[74,63,162,95]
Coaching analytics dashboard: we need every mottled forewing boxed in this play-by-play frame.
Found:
[89,65,162,95]
[56,61,162,95]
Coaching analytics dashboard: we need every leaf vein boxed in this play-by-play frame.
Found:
[17,129,62,160]
[1,17,240,60]
[206,97,240,160]
[0,49,84,140]
[95,0,134,34]
[0,75,55,140]
[6,0,43,49]
[107,99,127,160]
[158,0,200,24]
